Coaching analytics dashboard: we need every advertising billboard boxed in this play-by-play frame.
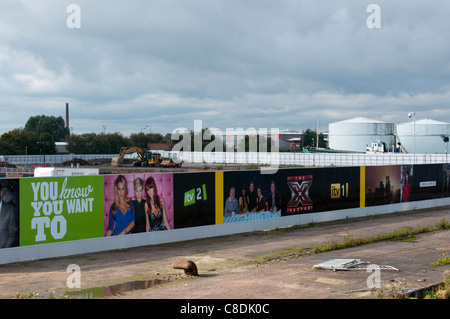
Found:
[402,164,450,202]
[365,165,401,206]
[173,172,216,228]
[19,176,104,246]
[222,167,360,223]
[443,163,450,198]
[304,166,360,213]
[0,179,19,249]
[103,174,174,236]
[10,163,449,251]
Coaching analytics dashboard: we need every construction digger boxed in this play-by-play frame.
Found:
[140,152,162,167]
[111,146,182,167]
[112,146,142,167]
[111,146,158,167]
[159,155,182,168]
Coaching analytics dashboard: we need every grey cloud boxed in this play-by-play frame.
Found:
[0,0,449,136]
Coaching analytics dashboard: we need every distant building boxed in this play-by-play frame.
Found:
[396,119,450,154]
[147,143,176,151]
[286,137,301,152]
[55,142,69,154]
[218,129,304,152]
[329,117,396,153]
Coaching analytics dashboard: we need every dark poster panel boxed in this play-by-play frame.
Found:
[307,166,360,213]
[0,179,19,248]
[173,172,215,229]
[222,167,360,223]
[443,164,450,198]
[404,164,447,202]
[366,165,401,207]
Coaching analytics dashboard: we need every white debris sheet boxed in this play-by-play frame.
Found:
[312,259,399,271]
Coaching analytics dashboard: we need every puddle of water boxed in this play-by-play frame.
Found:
[64,278,172,299]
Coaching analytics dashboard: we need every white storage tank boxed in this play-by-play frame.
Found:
[396,119,450,154]
[329,117,396,153]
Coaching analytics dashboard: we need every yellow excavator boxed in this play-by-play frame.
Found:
[112,146,142,166]
[111,147,182,167]
[111,146,159,167]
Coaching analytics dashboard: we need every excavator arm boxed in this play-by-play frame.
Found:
[112,146,145,166]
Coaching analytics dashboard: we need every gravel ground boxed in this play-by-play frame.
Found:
[0,207,449,301]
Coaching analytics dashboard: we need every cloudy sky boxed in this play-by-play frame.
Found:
[1,0,450,136]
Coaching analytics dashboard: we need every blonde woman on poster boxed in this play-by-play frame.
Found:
[106,175,135,236]
[132,177,146,233]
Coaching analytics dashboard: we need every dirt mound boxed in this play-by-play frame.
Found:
[87,158,113,166]
[61,158,90,166]
[0,161,16,168]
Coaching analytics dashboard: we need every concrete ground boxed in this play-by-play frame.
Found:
[0,207,449,300]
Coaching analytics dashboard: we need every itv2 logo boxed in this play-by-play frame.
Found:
[184,184,208,207]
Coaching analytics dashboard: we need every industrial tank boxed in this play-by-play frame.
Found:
[328,117,396,153]
[396,119,450,154]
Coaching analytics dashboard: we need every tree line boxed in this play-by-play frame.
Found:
[0,115,69,155]
[0,115,326,155]
[0,115,168,155]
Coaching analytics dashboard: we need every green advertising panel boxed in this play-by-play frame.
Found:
[20,176,104,246]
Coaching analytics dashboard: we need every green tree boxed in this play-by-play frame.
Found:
[37,132,56,155]
[169,128,225,152]
[25,115,70,142]
[0,131,20,155]
[302,129,326,150]
[0,129,41,155]
[66,132,128,154]
[65,134,90,154]
[128,132,168,149]
[93,132,128,154]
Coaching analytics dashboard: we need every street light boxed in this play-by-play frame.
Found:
[442,135,449,164]
[141,126,149,148]
[408,112,416,164]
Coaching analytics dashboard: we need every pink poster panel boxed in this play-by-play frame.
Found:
[103,173,174,236]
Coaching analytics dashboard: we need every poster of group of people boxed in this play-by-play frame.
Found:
[0,163,448,249]
[221,166,361,223]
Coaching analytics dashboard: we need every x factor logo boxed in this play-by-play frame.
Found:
[287,175,313,214]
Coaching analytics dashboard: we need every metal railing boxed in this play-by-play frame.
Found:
[0,152,447,168]
[172,151,449,167]
[0,154,117,166]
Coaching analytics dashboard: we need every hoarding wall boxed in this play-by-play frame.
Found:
[1,163,449,261]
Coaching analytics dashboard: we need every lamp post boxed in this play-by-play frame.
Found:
[442,135,449,164]
[408,112,416,164]
[141,126,149,148]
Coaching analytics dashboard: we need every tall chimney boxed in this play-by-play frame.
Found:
[65,103,69,128]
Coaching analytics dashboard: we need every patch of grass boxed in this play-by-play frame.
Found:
[407,271,450,299]
[396,236,418,243]
[430,253,450,266]
[256,247,310,262]
[102,275,149,286]
[312,218,450,254]
[257,218,450,262]
[268,222,316,233]
[437,272,450,299]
